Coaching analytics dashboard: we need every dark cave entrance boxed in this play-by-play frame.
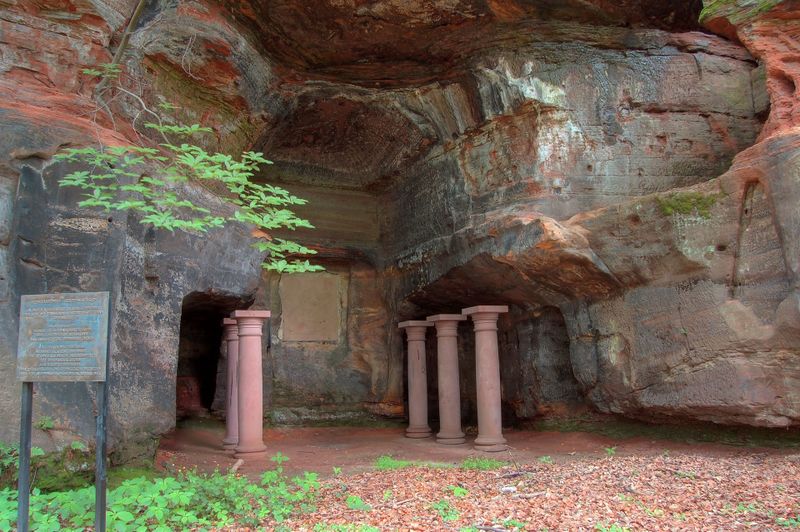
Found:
[175,292,251,420]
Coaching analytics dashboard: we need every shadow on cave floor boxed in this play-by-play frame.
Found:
[155,416,800,480]
[519,413,800,449]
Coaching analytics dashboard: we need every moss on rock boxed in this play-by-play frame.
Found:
[657,192,720,218]
[700,0,782,25]
[0,441,94,492]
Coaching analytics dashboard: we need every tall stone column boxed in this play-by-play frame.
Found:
[233,310,270,458]
[463,305,509,452]
[398,321,433,438]
[222,318,240,450]
[427,314,466,445]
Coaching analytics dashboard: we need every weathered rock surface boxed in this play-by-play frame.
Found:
[3,140,264,452]
[381,1,799,427]
[0,0,798,455]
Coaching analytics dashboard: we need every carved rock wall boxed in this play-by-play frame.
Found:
[1,0,798,453]
[383,2,800,428]
[0,1,266,451]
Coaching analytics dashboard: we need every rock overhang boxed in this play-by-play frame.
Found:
[173,0,729,192]
[221,0,705,86]
[0,0,769,309]
[2,0,797,444]
[111,0,760,198]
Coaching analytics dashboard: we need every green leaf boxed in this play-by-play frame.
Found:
[55,127,322,272]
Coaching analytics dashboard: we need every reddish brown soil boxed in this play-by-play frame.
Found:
[157,422,800,530]
[286,452,800,530]
[157,421,795,478]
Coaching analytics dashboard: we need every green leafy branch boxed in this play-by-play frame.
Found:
[55,123,323,273]
[69,62,321,273]
[81,63,122,80]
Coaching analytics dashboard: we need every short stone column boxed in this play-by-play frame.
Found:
[398,321,433,438]
[233,310,270,458]
[221,318,240,450]
[463,305,509,452]
[427,314,466,445]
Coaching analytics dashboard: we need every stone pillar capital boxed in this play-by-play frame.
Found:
[399,320,432,341]
[463,306,508,332]
[427,314,466,338]
[399,320,433,328]
[222,318,239,340]
[462,305,508,318]
[427,314,467,322]
[233,310,271,336]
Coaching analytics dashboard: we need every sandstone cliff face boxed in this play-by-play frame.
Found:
[0,1,267,453]
[0,0,797,451]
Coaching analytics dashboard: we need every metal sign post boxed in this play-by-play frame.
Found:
[16,382,32,532]
[95,375,109,531]
[16,291,110,532]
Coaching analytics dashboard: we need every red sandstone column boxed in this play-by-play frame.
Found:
[463,305,509,452]
[398,321,433,438]
[427,314,466,445]
[233,310,270,458]
[222,318,240,450]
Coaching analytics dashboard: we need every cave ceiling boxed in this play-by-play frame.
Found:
[225,0,703,86]
[201,0,707,190]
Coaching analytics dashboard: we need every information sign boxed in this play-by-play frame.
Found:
[17,292,109,382]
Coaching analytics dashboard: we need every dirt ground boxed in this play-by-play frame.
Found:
[157,419,796,479]
[156,420,800,530]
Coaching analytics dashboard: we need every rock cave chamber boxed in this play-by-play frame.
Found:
[1,0,799,459]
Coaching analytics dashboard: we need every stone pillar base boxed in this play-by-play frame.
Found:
[474,435,507,452]
[234,442,268,458]
[405,425,432,438]
[436,433,466,445]
[474,443,508,452]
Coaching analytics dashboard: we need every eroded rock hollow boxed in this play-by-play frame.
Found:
[1,0,798,454]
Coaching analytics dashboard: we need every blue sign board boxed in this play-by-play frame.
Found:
[17,292,109,382]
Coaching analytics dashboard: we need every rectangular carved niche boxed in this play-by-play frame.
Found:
[279,272,344,342]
